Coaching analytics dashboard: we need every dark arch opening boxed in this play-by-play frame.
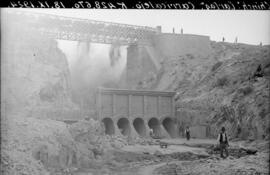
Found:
[162,117,177,138]
[133,118,146,137]
[148,118,162,137]
[117,118,131,136]
[102,118,115,135]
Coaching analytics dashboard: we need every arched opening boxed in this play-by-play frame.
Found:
[148,118,162,137]
[117,118,131,136]
[162,117,177,138]
[133,118,146,137]
[102,118,115,135]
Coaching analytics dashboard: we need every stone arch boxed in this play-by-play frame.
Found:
[117,118,131,136]
[162,117,177,138]
[102,118,115,135]
[148,117,162,137]
[133,118,147,137]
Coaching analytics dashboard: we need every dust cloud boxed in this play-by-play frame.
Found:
[57,40,127,108]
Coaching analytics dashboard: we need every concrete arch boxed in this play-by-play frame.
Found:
[117,118,131,136]
[133,118,147,137]
[162,117,177,138]
[148,117,162,137]
[102,118,115,135]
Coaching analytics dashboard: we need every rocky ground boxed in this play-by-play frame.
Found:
[0,114,128,175]
[73,138,269,175]
[2,114,268,175]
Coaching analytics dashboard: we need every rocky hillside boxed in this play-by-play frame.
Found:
[136,41,270,140]
[1,10,83,174]
[1,11,79,121]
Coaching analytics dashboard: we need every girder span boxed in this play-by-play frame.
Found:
[5,10,159,45]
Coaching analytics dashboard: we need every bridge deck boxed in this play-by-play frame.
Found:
[5,10,158,45]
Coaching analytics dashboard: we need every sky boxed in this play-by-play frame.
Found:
[16,9,270,45]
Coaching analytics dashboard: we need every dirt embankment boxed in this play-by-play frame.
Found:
[1,10,106,175]
[135,41,270,140]
[0,113,131,175]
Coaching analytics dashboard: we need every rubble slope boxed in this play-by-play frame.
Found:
[136,42,270,140]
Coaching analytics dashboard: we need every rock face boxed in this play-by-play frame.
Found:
[0,114,112,175]
[1,9,84,175]
[1,115,76,175]
[1,10,79,121]
[134,41,270,140]
[0,10,129,175]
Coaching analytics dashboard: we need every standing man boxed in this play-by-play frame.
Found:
[217,127,229,158]
[236,120,241,138]
[185,126,190,140]
[149,128,154,138]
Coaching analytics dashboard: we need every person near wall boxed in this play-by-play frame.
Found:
[149,128,154,138]
[185,126,190,140]
[119,128,124,135]
[217,127,229,158]
[236,120,241,138]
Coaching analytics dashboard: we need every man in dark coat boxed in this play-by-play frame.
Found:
[185,126,190,140]
[217,127,229,158]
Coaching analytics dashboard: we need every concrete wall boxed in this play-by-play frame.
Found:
[97,88,177,138]
[190,125,207,138]
[152,33,211,58]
